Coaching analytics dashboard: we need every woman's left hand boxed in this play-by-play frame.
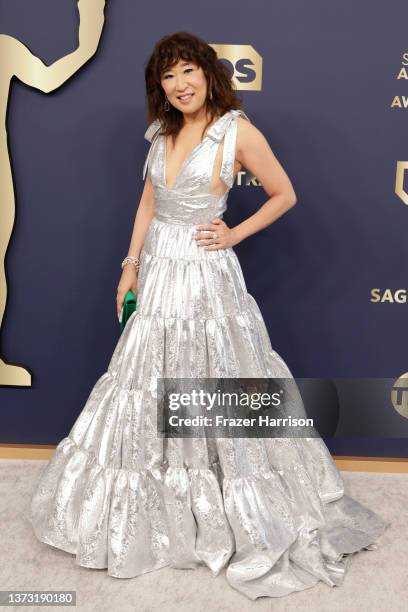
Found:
[193,218,239,250]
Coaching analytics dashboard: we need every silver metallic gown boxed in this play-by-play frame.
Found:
[30,109,389,600]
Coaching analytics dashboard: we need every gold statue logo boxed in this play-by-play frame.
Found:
[0,0,106,386]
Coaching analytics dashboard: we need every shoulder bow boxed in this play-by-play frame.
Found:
[207,109,255,188]
[142,118,163,180]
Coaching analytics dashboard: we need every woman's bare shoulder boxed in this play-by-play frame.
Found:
[236,115,269,157]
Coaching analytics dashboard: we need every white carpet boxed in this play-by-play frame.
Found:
[1,460,406,612]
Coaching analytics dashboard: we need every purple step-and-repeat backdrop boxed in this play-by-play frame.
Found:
[0,0,407,457]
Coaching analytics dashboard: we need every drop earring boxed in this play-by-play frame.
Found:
[164,97,170,112]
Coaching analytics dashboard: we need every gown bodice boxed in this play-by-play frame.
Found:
[142,108,254,225]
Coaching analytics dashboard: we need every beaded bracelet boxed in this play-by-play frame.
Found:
[121,256,140,272]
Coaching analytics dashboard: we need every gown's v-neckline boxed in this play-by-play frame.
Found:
[162,112,228,192]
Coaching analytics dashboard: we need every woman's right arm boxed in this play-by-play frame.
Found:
[116,176,155,319]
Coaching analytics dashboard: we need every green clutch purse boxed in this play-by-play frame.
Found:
[119,290,137,332]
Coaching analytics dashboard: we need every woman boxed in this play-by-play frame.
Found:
[30,32,389,601]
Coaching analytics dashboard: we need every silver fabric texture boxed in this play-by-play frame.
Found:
[30,109,389,600]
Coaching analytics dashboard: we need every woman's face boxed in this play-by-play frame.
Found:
[160,59,208,115]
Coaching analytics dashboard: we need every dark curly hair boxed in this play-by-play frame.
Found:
[144,31,243,143]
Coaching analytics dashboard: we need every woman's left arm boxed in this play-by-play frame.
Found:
[232,117,298,244]
[194,117,298,250]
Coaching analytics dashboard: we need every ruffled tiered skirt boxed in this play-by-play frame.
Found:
[30,215,389,600]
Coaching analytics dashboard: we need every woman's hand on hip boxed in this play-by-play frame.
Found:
[193,218,240,250]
